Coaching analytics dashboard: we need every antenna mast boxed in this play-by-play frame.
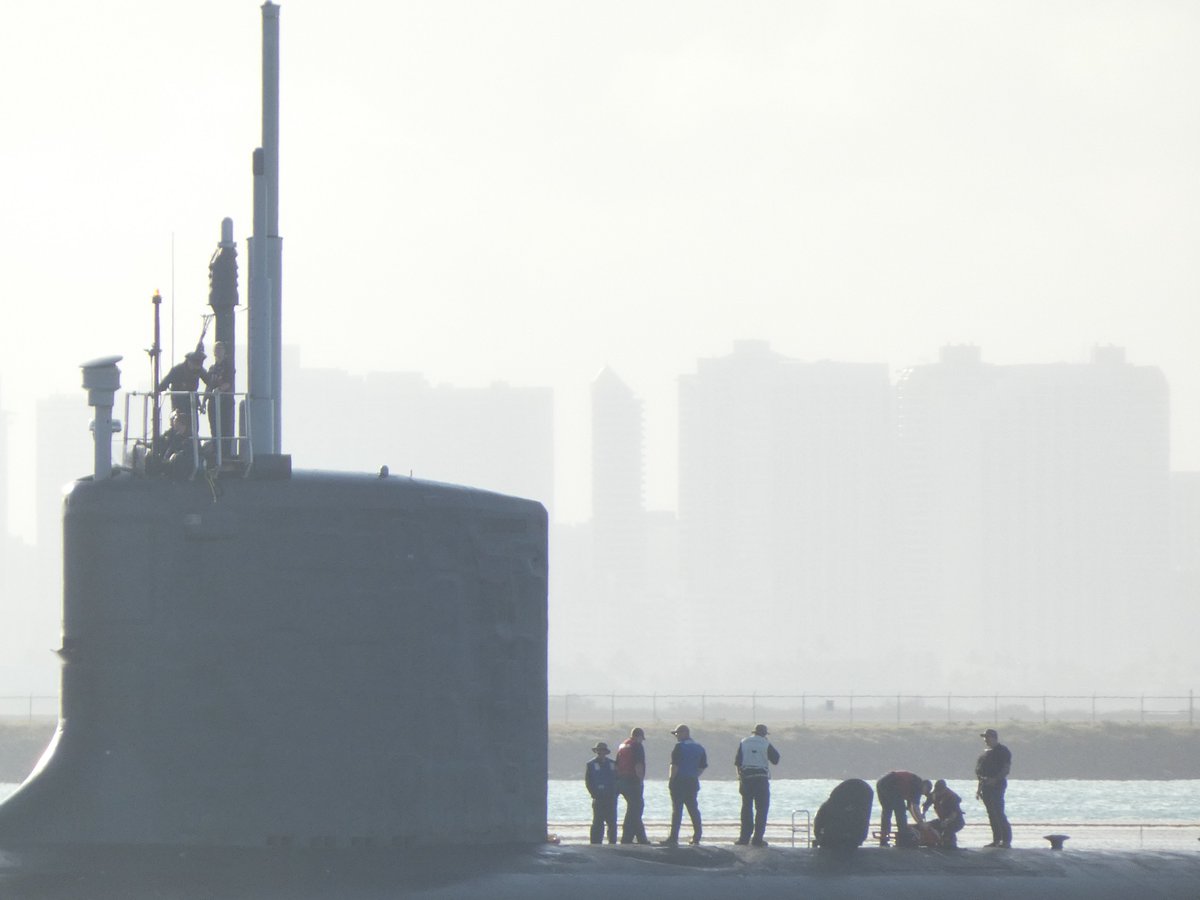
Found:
[149,290,163,448]
[248,1,282,457]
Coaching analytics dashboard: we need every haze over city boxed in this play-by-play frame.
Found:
[1,1,1197,698]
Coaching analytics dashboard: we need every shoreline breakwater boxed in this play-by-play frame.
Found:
[550,721,1200,781]
[4,718,1197,784]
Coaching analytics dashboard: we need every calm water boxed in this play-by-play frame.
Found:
[4,780,1198,849]
[549,778,1200,823]
[549,778,1200,849]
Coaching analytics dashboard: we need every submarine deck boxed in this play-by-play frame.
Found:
[2,843,1199,899]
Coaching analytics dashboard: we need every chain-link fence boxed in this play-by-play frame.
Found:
[7,692,1195,727]
[549,692,1198,726]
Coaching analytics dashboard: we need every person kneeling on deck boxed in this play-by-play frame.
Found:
[875,771,931,847]
[734,724,780,847]
[921,779,965,848]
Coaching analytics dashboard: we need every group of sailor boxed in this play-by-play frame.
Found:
[583,726,1012,850]
[152,344,235,472]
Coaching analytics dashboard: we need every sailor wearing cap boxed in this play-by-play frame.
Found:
[734,724,781,846]
[157,345,212,420]
[975,728,1012,848]
[662,725,707,846]
[585,741,618,844]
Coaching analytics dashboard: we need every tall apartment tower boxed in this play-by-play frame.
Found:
[0,380,7,545]
[678,341,893,670]
[896,345,1170,684]
[590,367,646,599]
[1169,472,1200,642]
[35,394,93,557]
[282,352,554,513]
[894,345,992,627]
[983,346,1169,677]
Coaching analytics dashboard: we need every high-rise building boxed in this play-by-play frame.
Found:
[282,351,554,513]
[590,367,645,599]
[25,394,94,690]
[0,380,7,543]
[35,394,93,555]
[1170,473,1200,584]
[1168,472,1200,654]
[678,340,893,670]
[894,345,993,629]
[895,345,1170,685]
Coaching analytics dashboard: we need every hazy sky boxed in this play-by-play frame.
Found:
[2,0,1197,534]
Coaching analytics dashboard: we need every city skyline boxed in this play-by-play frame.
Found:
[1,338,1191,541]
[1,339,1195,696]
[2,1,1199,538]
[2,1,1198,702]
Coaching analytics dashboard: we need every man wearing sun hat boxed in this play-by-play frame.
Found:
[975,728,1012,848]
[585,740,618,844]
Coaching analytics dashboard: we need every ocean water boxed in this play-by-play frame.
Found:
[3,780,1197,849]
[550,778,1200,823]
[549,779,1200,849]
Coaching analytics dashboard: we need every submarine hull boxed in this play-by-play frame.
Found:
[0,470,548,848]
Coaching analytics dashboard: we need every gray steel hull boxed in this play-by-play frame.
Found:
[0,470,548,848]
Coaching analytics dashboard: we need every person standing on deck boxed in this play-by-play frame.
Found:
[661,724,707,846]
[204,340,235,452]
[157,348,211,431]
[615,727,649,844]
[734,724,780,847]
[976,728,1012,848]
[585,741,618,844]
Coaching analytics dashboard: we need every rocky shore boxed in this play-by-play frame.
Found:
[4,718,1197,784]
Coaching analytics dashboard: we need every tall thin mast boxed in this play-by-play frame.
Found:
[248,1,281,457]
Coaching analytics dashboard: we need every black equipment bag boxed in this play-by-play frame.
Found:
[813,778,874,849]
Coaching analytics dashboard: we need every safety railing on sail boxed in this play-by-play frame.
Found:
[121,390,256,478]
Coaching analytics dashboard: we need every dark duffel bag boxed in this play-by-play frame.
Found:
[813,778,874,849]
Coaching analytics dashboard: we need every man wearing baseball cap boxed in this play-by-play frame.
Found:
[661,724,707,846]
[975,728,1012,848]
[734,724,781,846]
[615,727,649,844]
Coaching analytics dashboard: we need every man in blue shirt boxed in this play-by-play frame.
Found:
[662,724,707,846]
[585,741,618,844]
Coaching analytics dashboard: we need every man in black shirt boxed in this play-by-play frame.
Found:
[975,728,1012,848]
[157,348,211,429]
